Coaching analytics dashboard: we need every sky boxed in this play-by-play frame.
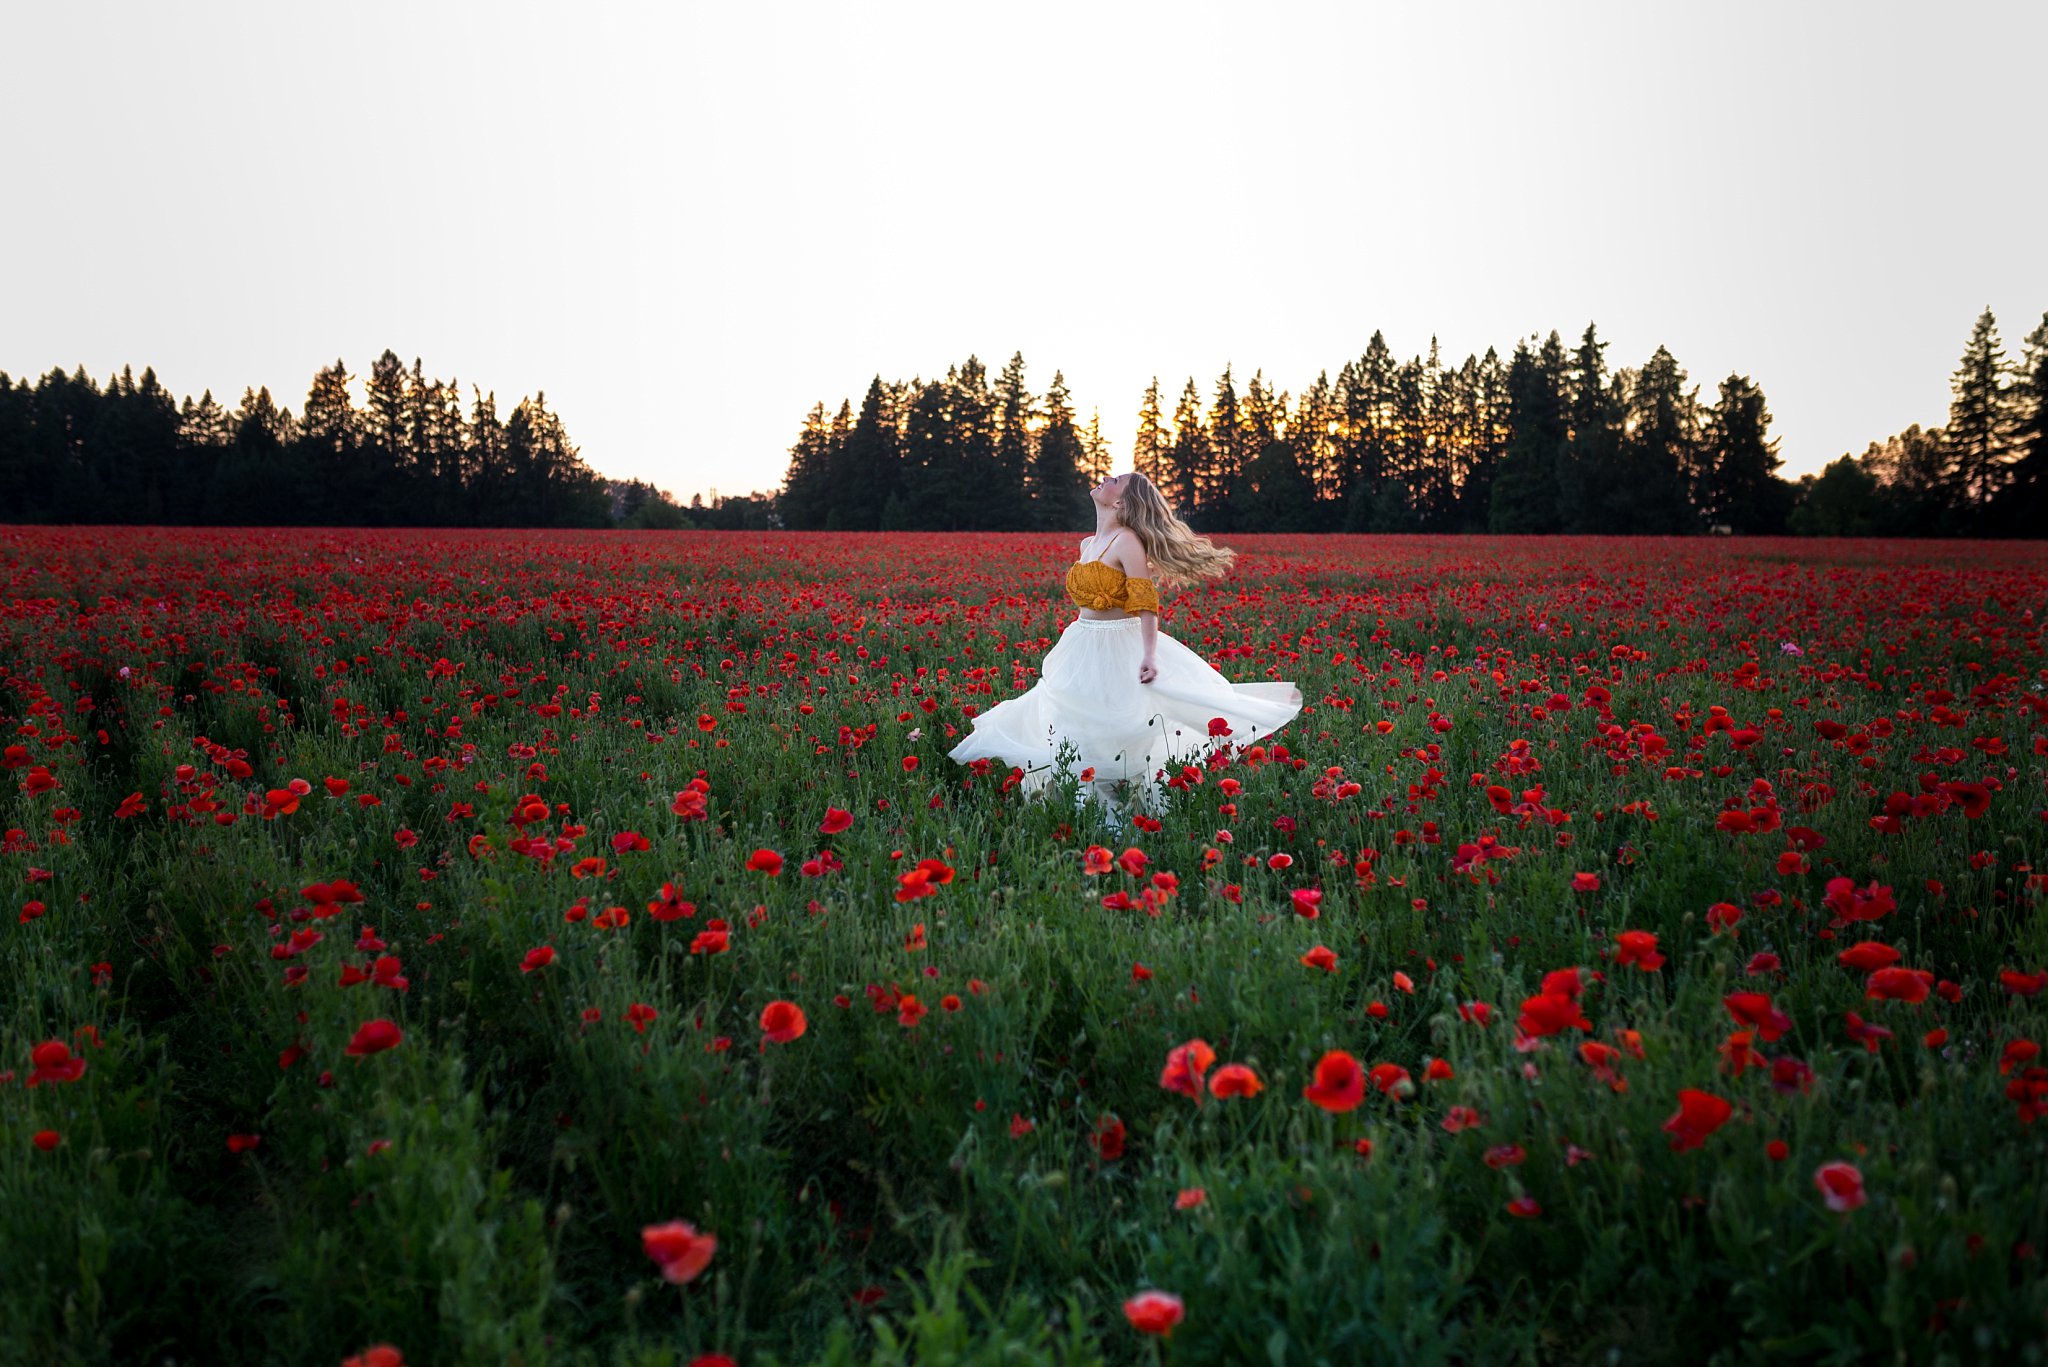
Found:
[5,0,2045,504]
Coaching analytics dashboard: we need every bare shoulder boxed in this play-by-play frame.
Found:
[1109,534,1155,580]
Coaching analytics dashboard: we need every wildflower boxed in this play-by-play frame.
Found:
[642,1220,717,1284]
[1662,1088,1733,1151]
[760,1000,807,1043]
[1302,1050,1367,1112]
[1814,1161,1867,1212]
[1160,1039,1216,1101]
[1123,1290,1185,1337]
[344,1019,403,1057]
[1208,1063,1263,1098]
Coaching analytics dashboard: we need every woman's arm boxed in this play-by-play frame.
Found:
[1117,542,1161,681]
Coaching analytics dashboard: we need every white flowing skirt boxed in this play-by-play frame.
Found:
[945,614,1304,810]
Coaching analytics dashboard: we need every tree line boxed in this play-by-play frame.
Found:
[0,349,748,529]
[779,310,2046,536]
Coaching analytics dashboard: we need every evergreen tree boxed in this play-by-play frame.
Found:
[1997,311,2048,534]
[1081,408,1110,485]
[1205,364,1245,531]
[1859,424,1954,534]
[1164,378,1208,521]
[1698,373,1791,533]
[466,386,508,523]
[1028,371,1092,531]
[1337,333,1395,528]
[949,356,999,530]
[297,359,357,519]
[1291,369,1339,527]
[361,348,410,522]
[1947,307,2014,508]
[1455,348,1508,532]
[897,380,955,529]
[837,376,900,531]
[778,401,834,530]
[1558,323,1623,533]
[1489,337,1568,533]
[1369,356,1430,532]
[1132,377,1167,484]
[1787,456,1880,535]
[0,373,40,520]
[992,352,1035,529]
[1616,344,1701,534]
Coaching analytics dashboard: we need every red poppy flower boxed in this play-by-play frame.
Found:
[344,1019,403,1057]
[1813,1161,1866,1212]
[1613,930,1664,970]
[1301,945,1338,972]
[1662,1088,1733,1151]
[760,1000,807,1043]
[1723,992,1792,1042]
[1863,966,1934,1002]
[27,1039,86,1086]
[820,807,853,835]
[1517,991,1590,1037]
[342,1346,406,1367]
[1836,941,1902,972]
[746,848,783,875]
[1159,1039,1216,1101]
[1123,1290,1184,1337]
[1302,1049,1367,1113]
[519,945,555,973]
[1208,1063,1263,1098]
[642,1219,717,1284]
[1092,1114,1126,1161]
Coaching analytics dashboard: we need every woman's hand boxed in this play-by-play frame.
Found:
[1138,654,1158,684]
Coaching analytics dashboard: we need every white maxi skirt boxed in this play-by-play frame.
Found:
[945,614,1304,814]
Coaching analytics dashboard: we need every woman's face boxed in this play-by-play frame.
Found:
[1090,472,1132,510]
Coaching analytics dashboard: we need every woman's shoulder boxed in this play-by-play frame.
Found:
[1108,532,1154,579]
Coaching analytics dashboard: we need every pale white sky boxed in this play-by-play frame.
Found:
[5,0,2043,503]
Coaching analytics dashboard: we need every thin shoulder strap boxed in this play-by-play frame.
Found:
[1088,529,1122,563]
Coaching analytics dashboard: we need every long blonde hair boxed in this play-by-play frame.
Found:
[1113,472,1235,589]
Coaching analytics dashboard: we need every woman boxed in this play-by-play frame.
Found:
[946,470,1304,828]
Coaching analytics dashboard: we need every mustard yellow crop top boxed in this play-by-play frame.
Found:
[1065,559,1160,614]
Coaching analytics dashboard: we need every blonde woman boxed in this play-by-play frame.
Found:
[946,470,1304,827]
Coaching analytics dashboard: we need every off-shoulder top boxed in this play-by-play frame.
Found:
[1065,531,1160,613]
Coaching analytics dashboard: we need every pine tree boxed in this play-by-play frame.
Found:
[1029,371,1092,531]
[1336,336,1398,532]
[1699,374,1790,533]
[1489,337,1567,533]
[779,400,834,530]
[1205,365,1245,531]
[1164,378,1207,521]
[1558,324,1622,533]
[992,352,1035,529]
[1081,408,1110,484]
[949,356,999,530]
[298,358,357,516]
[1291,370,1339,526]
[1133,377,1167,484]
[1947,307,2014,508]
[1617,344,1702,533]
[1997,311,2048,534]
[838,376,900,531]
[359,348,410,524]
[897,380,954,529]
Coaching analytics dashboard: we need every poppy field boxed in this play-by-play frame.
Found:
[2,526,2045,1366]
